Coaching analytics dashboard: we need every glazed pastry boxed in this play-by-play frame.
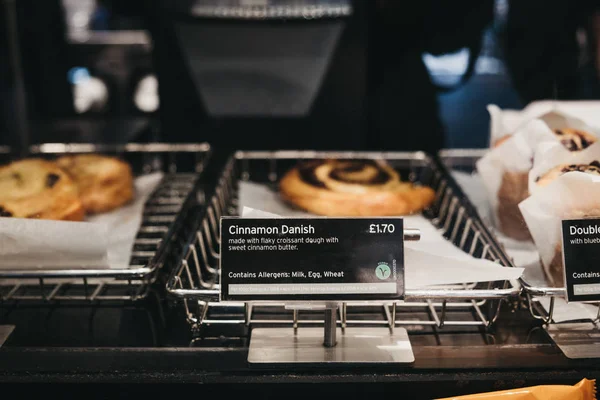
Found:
[0,159,85,221]
[279,159,435,216]
[495,129,597,241]
[57,154,134,214]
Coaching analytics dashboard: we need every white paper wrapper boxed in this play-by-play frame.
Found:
[487,104,525,145]
[516,101,600,132]
[487,101,600,146]
[476,119,557,236]
[401,215,524,289]
[528,141,600,195]
[519,171,600,287]
[238,182,523,289]
[0,172,163,270]
[0,218,109,269]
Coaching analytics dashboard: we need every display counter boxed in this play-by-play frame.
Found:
[1,140,600,398]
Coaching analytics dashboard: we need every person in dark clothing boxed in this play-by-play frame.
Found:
[372,0,495,153]
[502,0,600,103]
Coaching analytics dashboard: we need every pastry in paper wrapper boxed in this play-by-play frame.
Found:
[487,103,600,147]
[519,168,600,288]
[529,141,600,195]
[478,108,599,242]
[437,378,595,400]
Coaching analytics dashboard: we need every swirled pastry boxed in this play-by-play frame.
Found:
[57,154,134,214]
[0,159,85,221]
[279,159,435,216]
[536,161,600,187]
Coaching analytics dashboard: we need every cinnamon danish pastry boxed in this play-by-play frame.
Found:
[279,159,435,216]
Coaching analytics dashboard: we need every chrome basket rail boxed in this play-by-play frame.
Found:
[0,143,211,304]
[167,150,521,335]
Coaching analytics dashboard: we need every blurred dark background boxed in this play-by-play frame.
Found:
[1,0,599,153]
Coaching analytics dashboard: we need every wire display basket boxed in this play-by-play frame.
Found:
[167,150,521,336]
[0,143,211,304]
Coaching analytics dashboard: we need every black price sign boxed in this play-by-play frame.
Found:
[562,218,600,302]
[220,218,405,301]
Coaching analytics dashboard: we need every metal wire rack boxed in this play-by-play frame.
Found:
[167,150,521,335]
[439,148,600,326]
[0,143,211,304]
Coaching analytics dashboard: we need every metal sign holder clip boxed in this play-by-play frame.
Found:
[247,229,420,365]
